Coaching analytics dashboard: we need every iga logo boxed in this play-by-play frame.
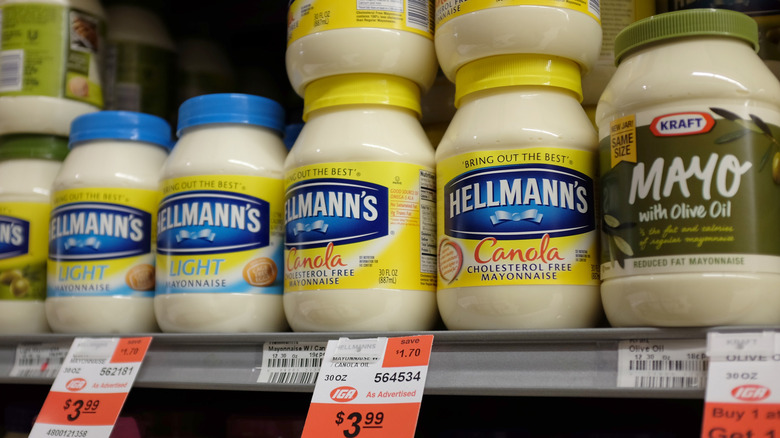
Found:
[731,384,771,402]
[65,378,87,392]
[650,112,715,137]
[330,386,358,402]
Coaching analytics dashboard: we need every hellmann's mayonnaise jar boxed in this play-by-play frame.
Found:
[434,0,602,82]
[46,111,172,333]
[284,74,439,331]
[0,135,69,333]
[0,0,106,136]
[286,0,438,96]
[436,55,602,329]
[597,9,780,327]
[155,93,289,333]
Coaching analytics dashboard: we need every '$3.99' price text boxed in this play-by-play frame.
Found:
[335,411,384,438]
[63,398,100,421]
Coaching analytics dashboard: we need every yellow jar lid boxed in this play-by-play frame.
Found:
[303,74,422,121]
[454,55,583,107]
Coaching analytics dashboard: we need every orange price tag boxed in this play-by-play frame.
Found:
[111,338,152,363]
[383,336,433,368]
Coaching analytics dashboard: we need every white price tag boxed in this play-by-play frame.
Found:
[10,343,70,378]
[257,341,327,385]
[301,335,433,438]
[617,338,707,389]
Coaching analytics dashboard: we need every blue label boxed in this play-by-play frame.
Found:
[284,178,389,249]
[157,190,270,255]
[49,203,151,261]
[0,215,30,259]
[443,164,596,240]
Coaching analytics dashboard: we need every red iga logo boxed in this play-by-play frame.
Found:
[731,384,771,402]
[330,386,358,402]
[65,378,87,392]
[650,112,715,137]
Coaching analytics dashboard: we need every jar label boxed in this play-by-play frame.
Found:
[104,41,175,118]
[599,105,780,280]
[284,162,436,292]
[155,175,283,296]
[436,148,600,288]
[287,0,434,45]
[435,0,601,27]
[0,203,50,302]
[47,188,158,298]
[0,4,105,108]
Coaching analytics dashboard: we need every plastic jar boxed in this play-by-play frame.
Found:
[155,93,289,333]
[434,0,602,82]
[284,74,438,331]
[285,0,437,96]
[0,0,106,136]
[104,3,176,119]
[46,111,172,333]
[597,9,780,327]
[0,136,68,334]
[436,55,602,329]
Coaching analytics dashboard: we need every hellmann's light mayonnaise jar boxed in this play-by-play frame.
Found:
[46,111,172,333]
[597,9,780,327]
[283,74,439,331]
[436,55,602,329]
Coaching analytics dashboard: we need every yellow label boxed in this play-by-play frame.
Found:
[435,0,600,27]
[0,202,50,301]
[610,114,637,168]
[284,162,436,292]
[287,0,434,45]
[47,188,159,298]
[156,175,284,295]
[437,148,600,288]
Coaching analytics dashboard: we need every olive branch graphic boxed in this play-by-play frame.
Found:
[710,107,780,182]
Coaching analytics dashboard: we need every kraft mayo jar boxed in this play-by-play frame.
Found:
[597,9,780,327]
[155,93,289,333]
[436,55,602,329]
[46,111,172,333]
[0,136,68,333]
[286,0,437,96]
[434,0,602,82]
[284,74,438,332]
[0,0,106,136]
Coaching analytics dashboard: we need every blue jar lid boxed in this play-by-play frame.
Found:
[177,93,286,137]
[69,111,173,150]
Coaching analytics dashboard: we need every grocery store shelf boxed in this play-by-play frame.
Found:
[0,327,752,398]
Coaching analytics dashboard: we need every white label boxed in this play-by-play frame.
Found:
[10,343,70,379]
[257,341,327,385]
[617,338,707,389]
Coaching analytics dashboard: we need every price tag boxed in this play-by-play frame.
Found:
[10,343,70,378]
[257,341,327,385]
[701,331,780,438]
[617,338,707,389]
[301,335,433,438]
[29,337,152,438]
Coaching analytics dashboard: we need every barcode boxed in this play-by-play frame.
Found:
[266,371,319,385]
[0,49,23,92]
[633,376,704,389]
[628,359,707,372]
[267,357,323,368]
[406,0,431,32]
[588,0,600,18]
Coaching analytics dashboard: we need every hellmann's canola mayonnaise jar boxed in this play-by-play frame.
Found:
[434,0,603,82]
[0,0,106,136]
[597,9,780,326]
[286,0,438,96]
[436,56,602,329]
[284,74,439,331]
[155,94,289,333]
[46,111,172,333]
[0,135,69,333]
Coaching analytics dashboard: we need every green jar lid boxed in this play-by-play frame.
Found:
[614,8,759,65]
[0,135,69,161]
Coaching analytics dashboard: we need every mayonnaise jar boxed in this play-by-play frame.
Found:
[0,136,68,333]
[597,9,780,327]
[155,94,289,333]
[436,55,602,329]
[0,0,106,136]
[284,74,439,331]
[434,0,602,82]
[46,111,172,333]
[286,0,437,96]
